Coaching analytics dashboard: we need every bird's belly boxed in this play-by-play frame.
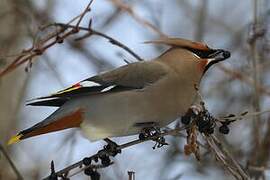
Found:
[77,86,194,141]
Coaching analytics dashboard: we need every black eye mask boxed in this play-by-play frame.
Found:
[186,47,231,73]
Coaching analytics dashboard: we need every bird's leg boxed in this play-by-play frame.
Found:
[138,126,168,149]
[151,127,168,149]
[135,122,158,140]
[103,138,121,157]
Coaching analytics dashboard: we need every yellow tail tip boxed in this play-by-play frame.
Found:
[8,134,23,145]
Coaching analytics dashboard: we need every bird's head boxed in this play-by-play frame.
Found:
[145,37,231,74]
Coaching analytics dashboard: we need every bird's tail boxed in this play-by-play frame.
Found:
[8,109,83,145]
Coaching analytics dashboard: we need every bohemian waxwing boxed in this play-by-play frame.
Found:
[8,37,230,144]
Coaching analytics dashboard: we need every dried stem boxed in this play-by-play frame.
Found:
[204,135,250,180]
[0,0,144,78]
[0,1,93,78]
[250,0,261,153]
[108,0,166,37]
[0,143,23,180]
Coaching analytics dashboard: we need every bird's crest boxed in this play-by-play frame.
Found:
[144,37,210,51]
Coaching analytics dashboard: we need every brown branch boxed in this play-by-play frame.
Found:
[71,25,143,61]
[75,0,94,28]
[0,143,23,180]
[0,0,144,78]
[249,0,261,167]
[0,1,94,78]
[42,125,188,179]
[41,101,261,179]
[204,135,249,179]
[218,64,270,96]
[109,0,270,100]
[108,0,166,37]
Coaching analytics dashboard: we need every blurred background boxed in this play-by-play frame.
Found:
[0,0,269,179]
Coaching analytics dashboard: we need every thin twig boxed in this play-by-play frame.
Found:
[0,3,144,78]
[0,0,95,78]
[108,0,166,37]
[75,0,94,28]
[56,23,144,61]
[250,0,261,159]
[204,135,241,179]
[211,135,249,179]
[204,135,250,180]
[0,143,23,180]
[43,125,188,179]
[218,65,270,96]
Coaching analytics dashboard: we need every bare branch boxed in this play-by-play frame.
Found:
[0,143,23,180]
[43,125,188,179]
[108,0,166,37]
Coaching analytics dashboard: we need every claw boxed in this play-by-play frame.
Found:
[139,127,168,149]
[103,138,121,156]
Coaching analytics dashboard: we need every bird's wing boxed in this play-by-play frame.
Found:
[27,61,169,107]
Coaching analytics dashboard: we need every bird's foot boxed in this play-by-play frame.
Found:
[103,138,121,157]
[138,126,160,140]
[152,136,168,149]
[138,127,168,149]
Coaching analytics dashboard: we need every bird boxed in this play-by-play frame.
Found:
[8,37,230,145]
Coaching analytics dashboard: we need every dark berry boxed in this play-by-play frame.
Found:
[207,128,214,134]
[111,149,121,157]
[93,156,99,163]
[197,120,209,133]
[100,156,111,166]
[90,170,100,180]
[48,174,57,180]
[139,133,146,140]
[219,125,230,134]
[56,37,64,43]
[181,116,191,125]
[84,168,94,176]
[82,157,92,166]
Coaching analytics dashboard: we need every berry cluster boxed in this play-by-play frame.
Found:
[82,156,102,180]
[81,141,121,179]
[181,107,231,135]
[84,167,100,180]
[195,110,215,134]
[138,127,168,149]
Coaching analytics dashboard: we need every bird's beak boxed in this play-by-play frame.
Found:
[208,49,231,63]
[203,49,230,73]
